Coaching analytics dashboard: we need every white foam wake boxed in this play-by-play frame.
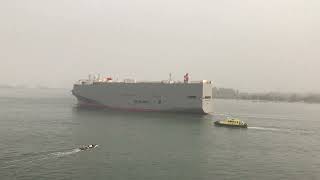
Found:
[1,148,82,169]
[50,149,81,158]
[248,126,283,131]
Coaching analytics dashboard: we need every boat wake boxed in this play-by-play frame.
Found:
[1,148,82,169]
[249,126,315,135]
[50,148,81,158]
[248,126,286,132]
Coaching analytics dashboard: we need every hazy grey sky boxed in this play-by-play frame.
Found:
[1,0,319,92]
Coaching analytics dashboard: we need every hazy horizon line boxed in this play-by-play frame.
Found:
[0,83,319,95]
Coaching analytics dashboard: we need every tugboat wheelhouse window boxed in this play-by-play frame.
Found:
[187,96,197,99]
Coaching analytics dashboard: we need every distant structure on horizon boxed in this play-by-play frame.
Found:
[72,74,214,114]
[213,87,320,103]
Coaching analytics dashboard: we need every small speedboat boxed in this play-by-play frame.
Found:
[79,144,98,151]
[214,118,248,128]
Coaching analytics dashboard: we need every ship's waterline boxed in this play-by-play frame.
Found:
[72,80,214,114]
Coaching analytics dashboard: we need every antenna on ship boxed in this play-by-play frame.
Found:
[184,73,189,83]
[169,73,172,81]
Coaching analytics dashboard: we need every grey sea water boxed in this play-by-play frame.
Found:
[0,88,319,180]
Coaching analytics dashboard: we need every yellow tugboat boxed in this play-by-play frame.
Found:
[214,118,248,128]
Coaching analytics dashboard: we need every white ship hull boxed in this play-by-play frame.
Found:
[72,82,213,114]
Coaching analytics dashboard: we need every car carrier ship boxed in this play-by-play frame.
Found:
[72,74,213,114]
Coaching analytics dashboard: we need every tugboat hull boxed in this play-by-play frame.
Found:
[214,121,248,128]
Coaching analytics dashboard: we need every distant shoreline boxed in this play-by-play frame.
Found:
[214,97,320,104]
[213,87,320,104]
[0,86,68,90]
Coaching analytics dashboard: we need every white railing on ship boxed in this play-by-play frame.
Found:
[75,80,212,85]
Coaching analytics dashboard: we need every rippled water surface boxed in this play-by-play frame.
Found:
[0,88,319,180]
